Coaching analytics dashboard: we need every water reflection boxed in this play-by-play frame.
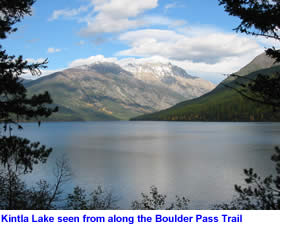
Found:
[17,121,279,209]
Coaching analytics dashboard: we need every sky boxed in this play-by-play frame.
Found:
[1,0,280,83]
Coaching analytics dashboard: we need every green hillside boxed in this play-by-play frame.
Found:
[132,60,280,122]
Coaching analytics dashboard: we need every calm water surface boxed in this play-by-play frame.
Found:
[17,121,280,209]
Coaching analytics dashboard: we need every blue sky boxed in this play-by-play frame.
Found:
[1,0,279,83]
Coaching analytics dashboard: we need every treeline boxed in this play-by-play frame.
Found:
[133,93,279,122]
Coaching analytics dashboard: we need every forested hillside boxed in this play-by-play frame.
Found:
[132,53,280,122]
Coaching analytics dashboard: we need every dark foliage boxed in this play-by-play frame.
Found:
[0,0,57,175]
[66,186,118,210]
[0,45,58,128]
[0,0,59,210]
[0,136,52,173]
[131,185,190,210]
[222,71,280,112]
[0,0,57,128]
[0,0,57,125]
[218,0,280,40]
[216,147,280,210]
[0,156,71,210]
[0,0,36,39]
[219,0,280,110]
[0,171,56,210]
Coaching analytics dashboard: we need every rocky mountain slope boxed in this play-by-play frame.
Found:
[123,62,215,99]
[26,62,215,121]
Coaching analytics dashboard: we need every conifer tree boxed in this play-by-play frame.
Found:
[219,0,280,111]
[0,0,57,173]
[218,0,280,209]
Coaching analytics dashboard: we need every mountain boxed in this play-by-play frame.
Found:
[21,78,32,85]
[132,53,280,122]
[123,62,215,99]
[25,62,215,121]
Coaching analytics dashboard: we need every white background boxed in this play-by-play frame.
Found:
[0,210,288,239]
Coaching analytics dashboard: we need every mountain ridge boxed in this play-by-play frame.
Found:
[26,61,215,121]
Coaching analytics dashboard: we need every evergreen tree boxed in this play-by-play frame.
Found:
[219,0,280,111]
[0,0,57,209]
[218,0,280,209]
[0,0,57,172]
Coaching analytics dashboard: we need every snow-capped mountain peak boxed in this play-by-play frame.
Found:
[123,62,196,79]
[122,62,215,99]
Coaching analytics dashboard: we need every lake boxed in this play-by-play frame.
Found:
[16,121,280,209]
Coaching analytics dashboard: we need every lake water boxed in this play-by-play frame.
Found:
[17,121,279,209]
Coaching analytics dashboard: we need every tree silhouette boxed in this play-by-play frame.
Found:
[219,0,280,111]
[66,186,118,210]
[218,0,280,209]
[0,0,58,209]
[216,147,280,210]
[0,0,57,171]
[131,185,190,210]
[0,157,71,210]
[0,0,35,39]
[219,0,279,40]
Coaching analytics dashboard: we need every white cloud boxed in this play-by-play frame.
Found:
[80,0,160,35]
[164,2,177,12]
[161,53,264,83]
[69,55,118,67]
[117,29,263,64]
[47,47,62,53]
[164,2,185,14]
[165,3,177,9]
[96,0,158,18]
[80,15,144,35]
[49,6,89,21]
[254,35,280,49]
[50,0,166,35]
[142,15,186,27]
[112,27,265,82]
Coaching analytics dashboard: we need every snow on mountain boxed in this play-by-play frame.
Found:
[123,62,216,99]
